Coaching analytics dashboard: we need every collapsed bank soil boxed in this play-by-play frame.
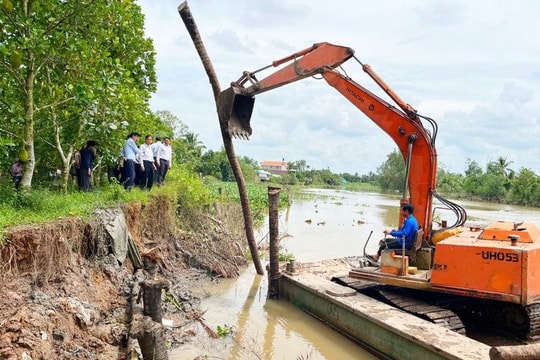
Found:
[0,195,249,359]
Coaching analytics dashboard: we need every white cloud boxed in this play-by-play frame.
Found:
[138,0,540,175]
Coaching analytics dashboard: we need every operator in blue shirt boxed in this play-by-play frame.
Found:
[369,203,419,262]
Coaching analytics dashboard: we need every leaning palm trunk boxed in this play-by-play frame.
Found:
[178,1,264,275]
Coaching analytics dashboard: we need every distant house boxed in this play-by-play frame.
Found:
[260,160,289,175]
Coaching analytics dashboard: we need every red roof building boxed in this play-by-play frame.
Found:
[260,160,289,175]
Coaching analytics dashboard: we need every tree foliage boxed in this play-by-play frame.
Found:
[510,168,540,206]
[436,166,464,196]
[0,0,158,190]
[375,149,405,192]
[193,148,258,183]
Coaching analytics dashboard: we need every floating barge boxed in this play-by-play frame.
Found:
[279,267,491,360]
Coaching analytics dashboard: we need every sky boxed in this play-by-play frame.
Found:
[137,0,540,175]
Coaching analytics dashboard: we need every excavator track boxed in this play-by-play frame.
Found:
[526,304,540,341]
[375,287,466,335]
[333,275,540,342]
[331,277,466,335]
[468,301,540,341]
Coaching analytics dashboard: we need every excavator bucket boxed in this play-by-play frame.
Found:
[217,87,254,140]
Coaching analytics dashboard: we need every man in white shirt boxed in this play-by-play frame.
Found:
[156,137,172,185]
[151,137,162,184]
[121,131,141,191]
[139,135,155,190]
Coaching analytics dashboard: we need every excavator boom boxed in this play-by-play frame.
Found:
[218,41,446,237]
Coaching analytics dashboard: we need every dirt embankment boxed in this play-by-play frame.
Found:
[0,196,248,360]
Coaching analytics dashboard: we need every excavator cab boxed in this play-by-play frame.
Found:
[217,86,254,140]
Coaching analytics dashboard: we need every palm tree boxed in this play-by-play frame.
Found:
[489,156,514,178]
[497,156,515,178]
[182,131,205,158]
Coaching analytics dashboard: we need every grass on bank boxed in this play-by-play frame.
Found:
[0,168,201,232]
[0,165,377,244]
[0,168,295,240]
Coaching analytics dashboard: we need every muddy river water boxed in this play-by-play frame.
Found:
[171,189,540,359]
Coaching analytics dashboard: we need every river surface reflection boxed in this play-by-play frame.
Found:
[171,189,540,359]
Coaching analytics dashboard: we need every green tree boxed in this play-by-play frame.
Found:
[155,110,188,138]
[493,156,515,178]
[181,131,205,161]
[464,159,483,177]
[478,173,507,202]
[238,156,258,183]
[0,0,157,189]
[340,172,364,183]
[463,159,483,196]
[436,166,464,196]
[487,157,514,191]
[509,168,540,206]
[196,148,259,183]
[154,111,205,170]
[463,158,510,201]
[172,132,205,171]
[376,149,405,191]
[198,149,225,180]
[288,159,310,184]
[288,160,309,172]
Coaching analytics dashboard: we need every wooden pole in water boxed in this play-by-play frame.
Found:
[489,344,540,360]
[141,279,170,323]
[268,186,282,299]
[132,279,171,360]
[178,1,264,275]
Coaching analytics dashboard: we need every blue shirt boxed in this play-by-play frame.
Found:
[390,215,418,249]
[122,138,140,161]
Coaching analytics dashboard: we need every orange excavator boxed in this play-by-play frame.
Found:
[217,42,540,340]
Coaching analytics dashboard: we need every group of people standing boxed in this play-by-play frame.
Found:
[121,132,172,191]
[70,132,173,192]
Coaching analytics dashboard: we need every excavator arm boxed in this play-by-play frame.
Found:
[218,42,464,239]
[218,42,355,140]
[321,69,437,238]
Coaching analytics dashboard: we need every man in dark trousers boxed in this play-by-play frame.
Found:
[79,140,98,192]
[156,137,172,186]
[121,132,141,191]
[139,134,155,190]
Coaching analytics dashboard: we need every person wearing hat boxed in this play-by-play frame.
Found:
[79,140,98,192]
[122,132,141,191]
